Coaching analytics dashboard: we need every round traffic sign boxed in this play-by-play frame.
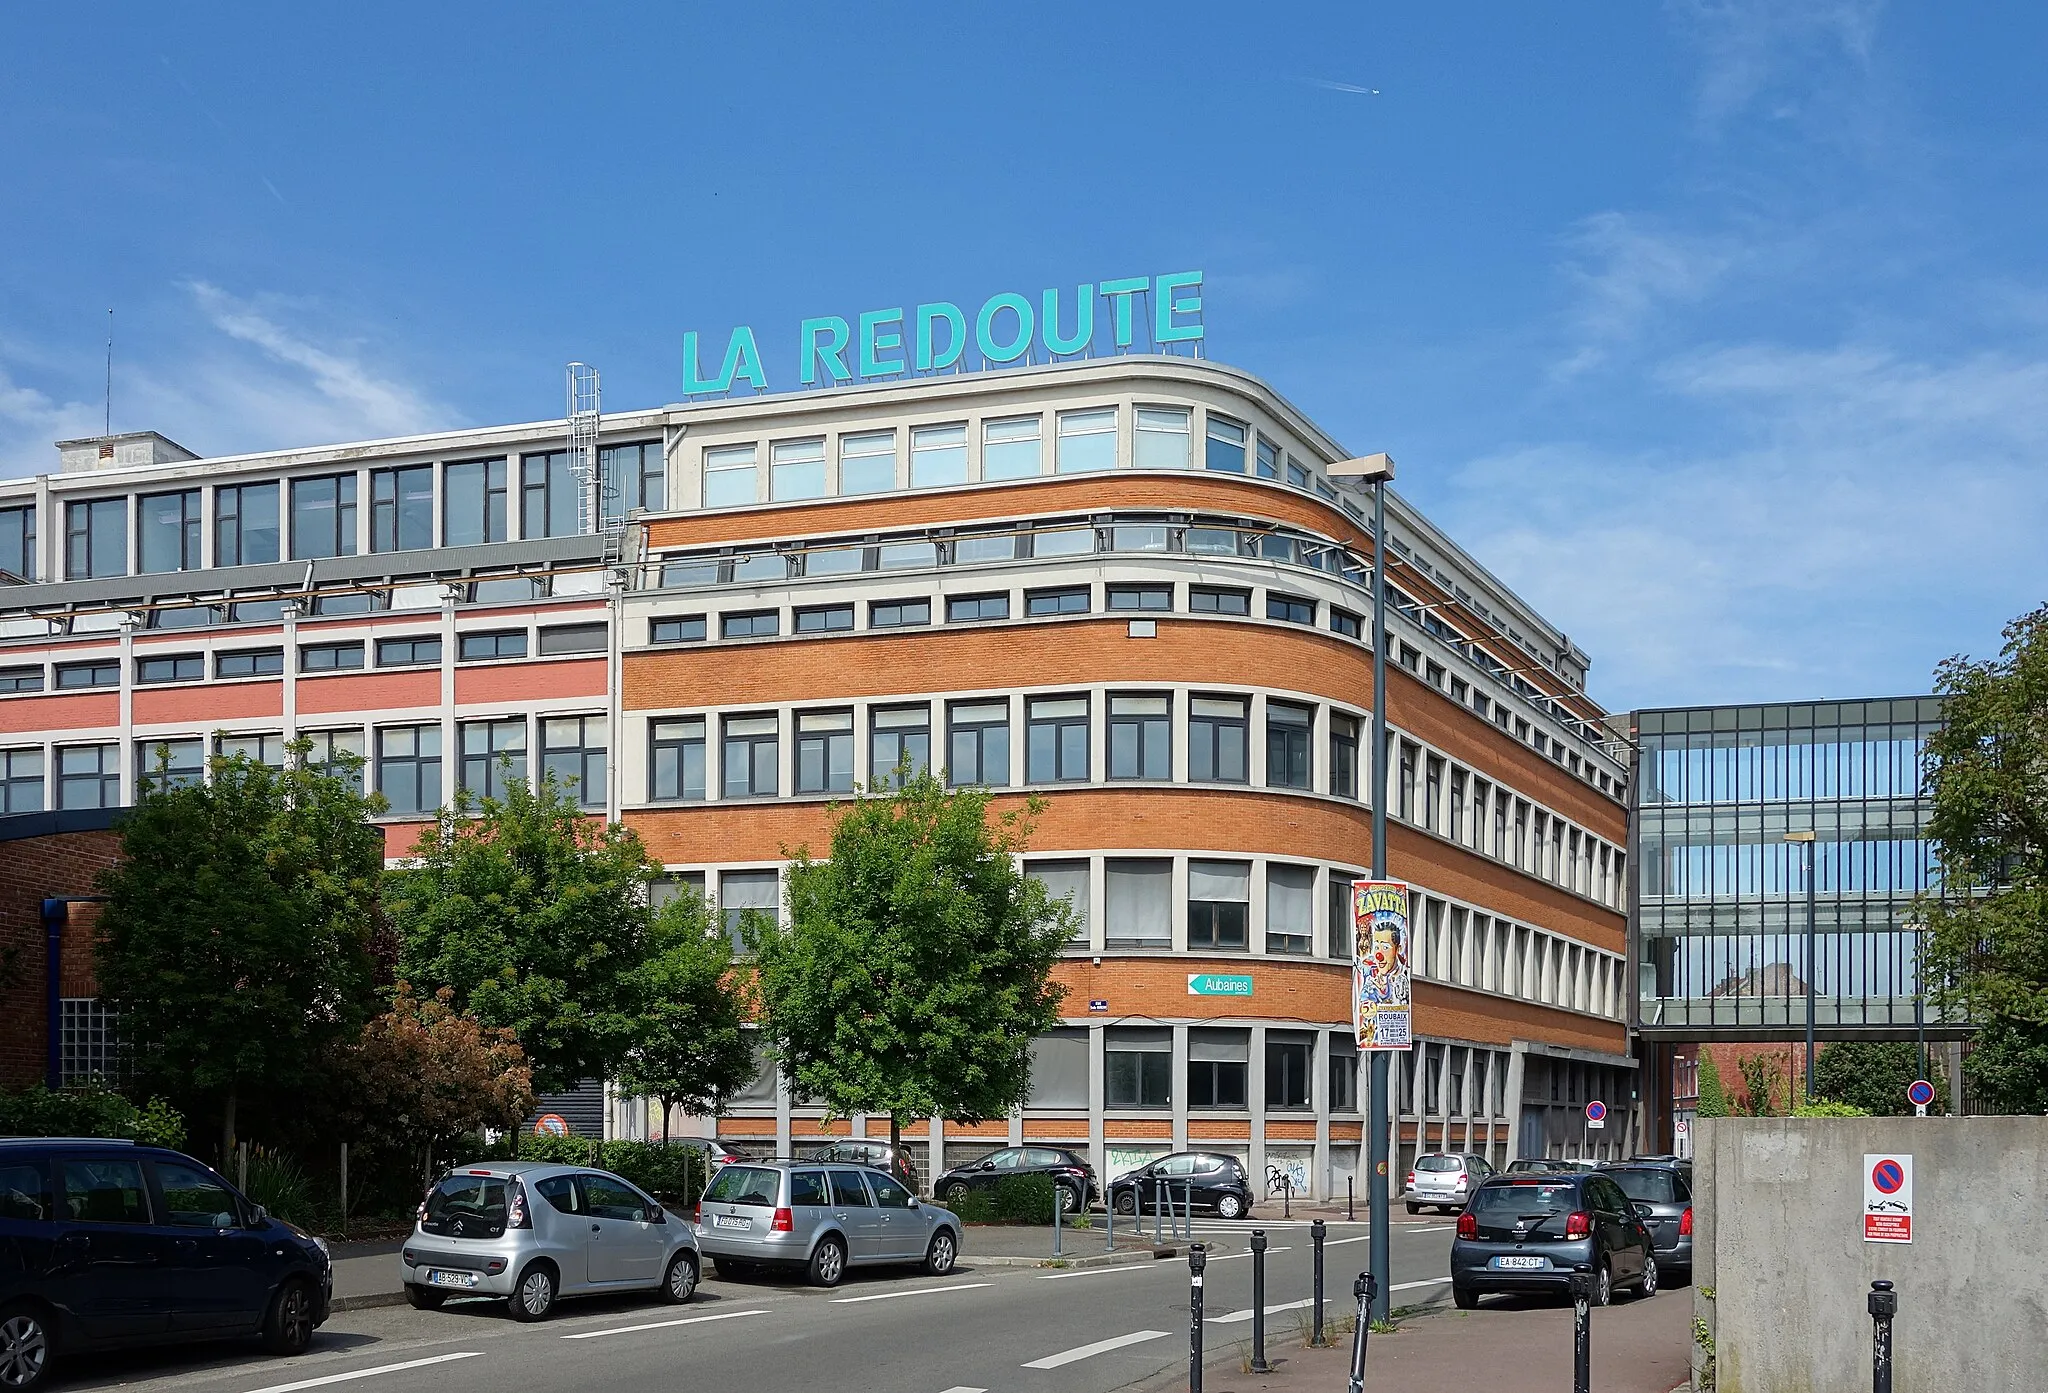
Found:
[534,1113,570,1137]
[1585,1100,1608,1122]
[1907,1079,1935,1107]
[1871,1158,1906,1195]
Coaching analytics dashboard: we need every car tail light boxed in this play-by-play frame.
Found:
[1565,1210,1592,1240]
[1679,1207,1694,1237]
[693,1202,703,1226]
[1456,1172,1469,1187]
[506,1178,531,1230]
[1456,1211,1477,1239]
[772,1207,794,1232]
[1405,1171,1416,1189]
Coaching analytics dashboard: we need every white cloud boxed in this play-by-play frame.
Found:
[1555,213,1738,375]
[1669,0,1883,127]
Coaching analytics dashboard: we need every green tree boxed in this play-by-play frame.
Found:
[1737,1054,1785,1116]
[96,744,386,1161]
[615,889,755,1145]
[388,771,655,1093]
[1918,602,2048,1114]
[1812,1040,1948,1115]
[1695,1051,1729,1119]
[748,772,1073,1148]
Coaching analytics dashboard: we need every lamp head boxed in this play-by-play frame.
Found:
[1783,830,1817,843]
[1330,452,1396,483]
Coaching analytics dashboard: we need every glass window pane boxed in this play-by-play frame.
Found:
[1135,407,1190,469]
[910,424,968,488]
[981,417,1042,480]
[704,445,759,507]
[1055,409,1117,473]
[839,432,896,494]
[771,438,827,500]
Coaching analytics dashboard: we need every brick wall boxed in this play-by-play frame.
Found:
[0,821,123,1088]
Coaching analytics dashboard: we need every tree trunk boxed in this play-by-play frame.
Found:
[220,1086,238,1168]
[889,1113,901,1151]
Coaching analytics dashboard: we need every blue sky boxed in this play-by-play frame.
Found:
[4,2,2044,712]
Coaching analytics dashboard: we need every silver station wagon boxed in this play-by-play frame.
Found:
[399,1163,700,1321]
[693,1160,962,1288]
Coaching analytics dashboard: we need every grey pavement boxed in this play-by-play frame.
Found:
[46,1217,1462,1393]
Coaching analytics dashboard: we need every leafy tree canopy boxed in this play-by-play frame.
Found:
[95,743,386,1160]
[615,889,756,1138]
[748,772,1073,1144]
[1919,602,2048,1113]
[1812,1040,1947,1116]
[388,771,656,1094]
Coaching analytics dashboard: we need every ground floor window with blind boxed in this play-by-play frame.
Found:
[1027,1028,1090,1108]
[1105,1027,1171,1108]
[1104,859,1170,948]
[1187,1028,1249,1108]
[1266,863,1315,955]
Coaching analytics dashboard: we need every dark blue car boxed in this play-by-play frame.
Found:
[0,1138,331,1391]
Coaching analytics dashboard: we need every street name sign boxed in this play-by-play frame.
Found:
[1187,973,1253,997]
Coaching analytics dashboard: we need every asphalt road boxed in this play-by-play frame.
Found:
[46,1217,1455,1393]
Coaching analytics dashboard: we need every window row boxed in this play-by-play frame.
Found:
[1407,889,1626,1020]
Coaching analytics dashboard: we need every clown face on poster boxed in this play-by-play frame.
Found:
[1352,880,1413,1050]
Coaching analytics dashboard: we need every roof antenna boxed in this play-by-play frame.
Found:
[104,309,114,436]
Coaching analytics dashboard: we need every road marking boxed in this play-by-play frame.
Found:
[936,1387,988,1393]
[238,1353,484,1393]
[1022,1330,1174,1369]
[831,1282,992,1304]
[1391,1277,1451,1291]
[560,1308,769,1339]
[1209,1297,1315,1325]
[1035,1263,1168,1280]
[1205,1245,1292,1260]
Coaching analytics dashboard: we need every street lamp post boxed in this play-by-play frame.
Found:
[1785,829,1817,1101]
[1332,451,1396,1326]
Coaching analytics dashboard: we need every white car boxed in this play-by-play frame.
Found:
[1404,1152,1496,1214]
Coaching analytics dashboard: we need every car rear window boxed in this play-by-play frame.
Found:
[704,1165,780,1207]
[422,1174,507,1237]
[1609,1170,1679,1203]
[1473,1181,1579,1220]
[1417,1155,1462,1171]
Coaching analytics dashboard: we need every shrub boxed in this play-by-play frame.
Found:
[1695,1053,1729,1119]
[1791,1099,1871,1117]
[950,1173,1056,1225]
[0,1083,186,1147]
[515,1134,714,1206]
[245,1147,316,1226]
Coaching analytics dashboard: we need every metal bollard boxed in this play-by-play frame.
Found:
[1311,1218,1329,1347]
[1189,1244,1207,1393]
[1869,1280,1896,1393]
[1284,1174,1292,1220]
[1348,1175,1355,1222]
[1570,1262,1593,1393]
[1346,1271,1376,1393]
[1155,1176,1164,1243]
[1249,1228,1272,1373]
[1106,1184,1115,1252]
[1052,1180,1063,1258]
[1182,1179,1194,1240]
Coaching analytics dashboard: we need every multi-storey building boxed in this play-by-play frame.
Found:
[0,357,1634,1196]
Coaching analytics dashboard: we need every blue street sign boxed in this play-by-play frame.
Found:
[1088,999,1109,1013]
[1907,1079,1935,1107]
[1186,973,1254,998]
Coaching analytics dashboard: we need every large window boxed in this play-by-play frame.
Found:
[1107,693,1169,780]
[1,748,45,813]
[303,730,367,793]
[909,424,967,488]
[534,622,603,657]
[1188,860,1249,950]
[651,615,707,644]
[1328,869,1355,959]
[136,653,202,684]
[947,701,1009,787]
[0,666,41,694]
[869,705,929,788]
[378,729,442,815]
[542,715,606,807]
[1266,701,1313,790]
[1329,1034,1358,1111]
[135,739,202,794]
[216,732,286,768]
[1266,863,1315,955]
[722,714,779,798]
[718,869,779,950]
[794,710,854,794]
[1267,593,1315,626]
[722,610,779,640]
[600,440,665,519]
[1330,714,1359,799]
[371,465,434,552]
[65,498,127,579]
[870,598,930,629]
[0,503,35,580]
[55,661,118,690]
[1190,586,1250,616]
[1134,406,1190,469]
[770,438,826,500]
[1025,586,1090,617]
[1105,1028,1171,1108]
[1105,858,1170,948]
[56,744,118,809]
[838,431,895,494]
[459,719,527,799]
[702,444,758,507]
[1026,859,1090,945]
[1205,415,1248,473]
[377,635,441,668]
[1107,584,1171,612]
[1055,408,1116,473]
[300,641,365,673]
[649,717,706,801]
[459,630,528,662]
[1190,697,1249,783]
[1266,1031,1314,1109]
[137,489,200,573]
[795,604,853,634]
[444,458,509,546]
[947,593,1009,622]
[1188,1029,1249,1108]
[291,474,357,558]
[981,417,1041,480]
[1027,696,1089,783]
[521,451,579,538]
[1027,1028,1090,1108]
[214,482,279,566]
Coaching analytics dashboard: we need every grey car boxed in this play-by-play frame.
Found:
[692,1160,962,1288]
[1404,1152,1496,1213]
[399,1163,700,1321]
[1604,1165,1693,1281]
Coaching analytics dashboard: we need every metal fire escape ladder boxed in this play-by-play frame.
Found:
[566,362,621,561]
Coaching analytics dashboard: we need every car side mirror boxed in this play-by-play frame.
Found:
[908,1197,920,1209]
[648,1205,665,1223]
[245,1203,267,1228]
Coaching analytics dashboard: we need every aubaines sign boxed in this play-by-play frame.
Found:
[682,272,1205,396]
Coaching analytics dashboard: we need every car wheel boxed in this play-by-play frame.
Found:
[941,1181,970,1205]
[1635,1255,1658,1300]
[1452,1284,1479,1311]
[260,1280,316,1355]
[1405,1202,1420,1215]
[1058,1183,1084,1216]
[924,1229,957,1276]
[809,1236,847,1288]
[0,1303,53,1393]
[1216,1193,1245,1220]
[1113,1190,1138,1216]
[509,1262,557,1322]
[1592,1261,1612,1308]
[404,1285,447,1310]
[661,1252,698,1304]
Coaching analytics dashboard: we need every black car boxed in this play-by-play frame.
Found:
[1108,1152,1254,1221]
[1603,1165,1693,1281]
[931,1147,1098,1212]
[0,1137,331,1391]
[1450,1171,1657,1309]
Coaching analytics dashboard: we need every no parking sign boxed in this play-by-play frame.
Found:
[1863,1154,1913,1243]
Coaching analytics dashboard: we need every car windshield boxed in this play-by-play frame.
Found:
[422,1174,507,1237]
[703,1165,780,1207]
[1472,1182,1579,1231]
[1608,1170,1679,1203]
[1417,1156,1462,1171]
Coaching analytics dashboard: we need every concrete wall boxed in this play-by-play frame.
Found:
[1693,1116,2048,1393]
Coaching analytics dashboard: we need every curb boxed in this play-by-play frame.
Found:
[331,1291,410,1313]
[970,1246,1180,1269]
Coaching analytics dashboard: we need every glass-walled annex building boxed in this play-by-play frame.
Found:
[1630,697,1955,1149]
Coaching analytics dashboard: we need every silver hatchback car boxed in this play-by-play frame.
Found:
[399,1163,700,1321]
[693,1160,962,1288]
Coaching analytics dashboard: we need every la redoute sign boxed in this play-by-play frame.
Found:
[682,271,1205,395]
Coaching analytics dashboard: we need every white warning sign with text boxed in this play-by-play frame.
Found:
[1863,1154,1912,1244]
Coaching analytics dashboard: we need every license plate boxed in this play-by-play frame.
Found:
[1491,1255,1546,1270]
[427,1269,478,1288]
[712,1213,751,1230]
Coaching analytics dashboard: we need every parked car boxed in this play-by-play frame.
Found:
[0,1137,331,1393]
[1603,1165,1693,1281]
[799,1141,920,1196]
[1450,1172,1659,1309]
[1108,1153,1254,1220]
[692,1160,961,1288]
[1504,1158,1584,1175]
[1602,1155,1693,1185]
[1404,1152,1497,1213]
[399,1163,699,1321]
[930,1147,1098,1214]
